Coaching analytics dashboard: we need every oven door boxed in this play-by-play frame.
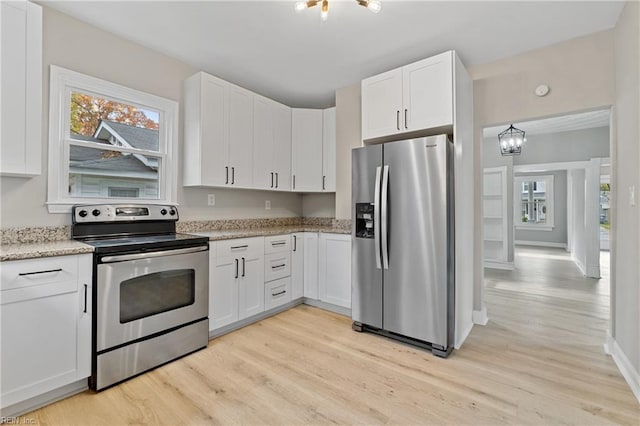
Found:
[96,245,208,352]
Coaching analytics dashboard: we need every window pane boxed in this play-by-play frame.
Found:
[69,145,159,199]
[69,91,160,152]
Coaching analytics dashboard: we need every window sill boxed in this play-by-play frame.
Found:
[515,225,554,232]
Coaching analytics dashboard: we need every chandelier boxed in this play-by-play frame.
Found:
[498,124,526,156]
[295,0,382,21]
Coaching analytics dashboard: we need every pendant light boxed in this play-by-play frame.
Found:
[295,0,382,21]
[498,124,526,156]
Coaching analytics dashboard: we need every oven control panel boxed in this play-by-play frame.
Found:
[73,204,178,223]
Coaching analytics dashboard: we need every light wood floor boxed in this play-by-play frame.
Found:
[23,247,639,425]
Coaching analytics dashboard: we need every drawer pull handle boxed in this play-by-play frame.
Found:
[18,268,62,276]
[242,257,246,277]
[271,241,286,246]
[231,245,248,250]
[83,284,88,313]
[235,259,239,279]
[271,264,286,270]
[272,290,286,297]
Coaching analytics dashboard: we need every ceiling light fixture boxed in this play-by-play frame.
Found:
[295,0,381,21]
[498,124,526,156]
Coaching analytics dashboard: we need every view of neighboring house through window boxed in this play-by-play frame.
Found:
[47,66,178,212]
[514,174,554,230]
[68,91,161,199]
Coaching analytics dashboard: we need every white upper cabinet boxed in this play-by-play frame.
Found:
[361,51,454,141]
[322,107,336,192]
[361,68,403,140]
[291,108,324,192]
[252,95,291,191]
[1,0,42,177]
[184,72,254,188]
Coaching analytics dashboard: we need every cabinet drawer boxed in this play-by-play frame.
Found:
[1,255,79,292]
[216,237,263,257]
[265,277,291,310]
[264,253,291,282]
[264,234,291,254]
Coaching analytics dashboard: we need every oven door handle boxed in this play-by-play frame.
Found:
[100,246,208,263]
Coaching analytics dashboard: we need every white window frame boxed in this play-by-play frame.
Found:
[514,174,555,231]
[47,65,178,213]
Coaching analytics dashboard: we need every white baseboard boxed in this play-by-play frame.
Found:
[515,240,567,249]
[455,321,473,350]
[573,256,587,276]
[473,308,489,326]
[484,260,514,270]
[609,336,640,403]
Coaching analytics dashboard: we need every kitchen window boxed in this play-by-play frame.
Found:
[47,66,178,213]
[514,175,555,231]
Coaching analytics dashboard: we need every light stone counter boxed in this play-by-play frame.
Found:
[1,240,94,262]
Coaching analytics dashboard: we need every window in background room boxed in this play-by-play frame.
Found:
[47,66,178,213]
[514,175,555,231]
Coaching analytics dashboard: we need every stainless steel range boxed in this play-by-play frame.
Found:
[72,204,209,391]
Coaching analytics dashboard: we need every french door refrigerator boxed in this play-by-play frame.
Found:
[351,135,455,357]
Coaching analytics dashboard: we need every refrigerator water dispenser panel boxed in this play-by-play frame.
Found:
[355,203,375,238]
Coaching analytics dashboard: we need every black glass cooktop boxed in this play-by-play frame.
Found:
[81,233,209,254]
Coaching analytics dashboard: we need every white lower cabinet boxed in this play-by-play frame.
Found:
[291,233,304,300]
[318,233,352,309]
[209,238,265,331]
[0,254,92,411]
[303,232,319,299]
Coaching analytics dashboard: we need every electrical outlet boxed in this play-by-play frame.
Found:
[265,200,271,210]
[207,194,215,206]
[630,186,636,207]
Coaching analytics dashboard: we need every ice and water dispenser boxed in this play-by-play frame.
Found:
[355,203,375,238]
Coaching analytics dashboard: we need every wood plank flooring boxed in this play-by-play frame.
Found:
[23,247,639,425]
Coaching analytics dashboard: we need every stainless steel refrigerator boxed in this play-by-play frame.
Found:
[351,135,455,357]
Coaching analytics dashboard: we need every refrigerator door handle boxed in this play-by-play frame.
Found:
[374,166,382,269]
[381,165,389,270]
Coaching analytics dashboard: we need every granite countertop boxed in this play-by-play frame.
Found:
[0,224,350,261]
[193,225,350,241]
[0,240,95,262]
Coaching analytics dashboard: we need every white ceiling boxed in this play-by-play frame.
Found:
[42,1,625,108]
[482,108,610,138]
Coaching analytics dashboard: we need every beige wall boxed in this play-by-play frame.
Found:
[0,7,303,228]
[301,193,335,218]
[335,84,362,220]
[613,1,639,372]
[468,29,616,310]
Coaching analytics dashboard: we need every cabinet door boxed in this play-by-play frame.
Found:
[291,109,323,192]
[291,233,304,300]
[1,0,42,177]
[238,253,265,320]
[318,233,352,308]
[228,85,254,188]
[272,103,292,191]
[402,52,453,132]
[211,255,239,330]
[322,107,336,192]
[361,68,402,141]
[184,73,228,186]
[0,254,91,409]
[303,232,319,299]
[252,95,275,190]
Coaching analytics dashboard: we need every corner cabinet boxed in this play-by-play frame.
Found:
[0,254,92,412]
[183,72,254,188]
[0,0,42,177]
[361,51,453,141]
[291,107,336,193]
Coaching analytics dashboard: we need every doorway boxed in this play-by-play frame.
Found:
[481,108,612,348]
